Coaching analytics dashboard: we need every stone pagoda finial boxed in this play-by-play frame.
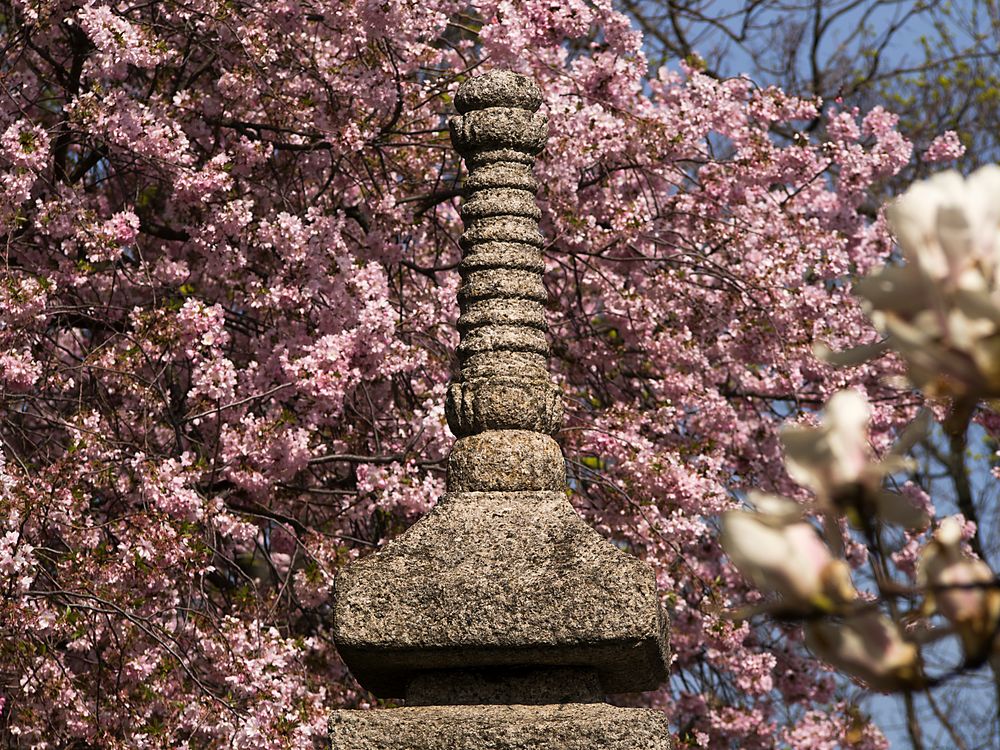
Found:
[446,71,565,495]
[330,70,672,749]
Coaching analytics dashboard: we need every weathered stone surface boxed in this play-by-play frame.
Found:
[462,188,542,221]
[448,431,565,490]
[454,70,543,114]
[331,71,671,744]
[458,267,547,304]
[329,702,673,749]
[460,243,545,273]
[406,667,602,706]
[458,298,547,331]
[465,162,538,192]
[332,490,668,697]
[461,216,546,248]
[464,149,536,169]
[450,109,548,156]
[457,323,548,355]
[457,326,549,360]
[446,379,562,436]
[460,351,549,379]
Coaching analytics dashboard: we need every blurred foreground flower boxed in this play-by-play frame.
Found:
[781,391,925,529]
[918,517,1000,663]
[805,611,923,692]
[721,494,856,615]
[724,390,931,690]
[836,166,1000,401]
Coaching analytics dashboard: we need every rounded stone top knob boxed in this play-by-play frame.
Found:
[455,70,542,114]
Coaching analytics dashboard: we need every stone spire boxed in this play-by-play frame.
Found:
[444,73,565,496]
[330,70,671,748]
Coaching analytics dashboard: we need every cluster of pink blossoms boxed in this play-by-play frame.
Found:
[0,0,967,746]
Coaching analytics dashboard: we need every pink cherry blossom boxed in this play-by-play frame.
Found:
[924,131,966,163]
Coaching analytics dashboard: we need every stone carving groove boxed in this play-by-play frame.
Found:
[330,70,672,749]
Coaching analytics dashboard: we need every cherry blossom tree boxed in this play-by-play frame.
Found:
[0,0,968,747]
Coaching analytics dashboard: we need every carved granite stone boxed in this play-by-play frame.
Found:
[330,70,671,749]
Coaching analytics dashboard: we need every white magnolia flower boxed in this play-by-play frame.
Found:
[805,611,922,692]
[848,165,1000,399]
[918,517,1000,661]
[783,390,872,493]
[721,494,855,613]
[780,391,924,528]
[886,166,1000,290]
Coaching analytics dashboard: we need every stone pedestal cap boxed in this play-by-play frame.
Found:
[332,491,669,697]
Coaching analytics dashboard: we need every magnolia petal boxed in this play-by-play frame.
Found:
[970,335,1000,392]
[825,390,870,432]
[854,265,936,317]
[721,511,830,607]
[873,454,915,475]
[872,489,929,530]
[883,313,944,351]
[886,183,949,279]
[871,166,1000,401]
[805,612,922,692]
[814,340,889,368]
[936,204,979,286]
[889,409,931,457]
[951,289,1000,327]
[782,391,878,500]
[947,307,996,350]
[918,517,1000,661]
[883,315,983,394]
[819,559,858,605]
[823,392,872,486]
[781,426,835,494]
[967,163,1000,197]
[746,491,805,524]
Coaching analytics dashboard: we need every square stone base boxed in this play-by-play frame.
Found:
[329,703,672,749]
